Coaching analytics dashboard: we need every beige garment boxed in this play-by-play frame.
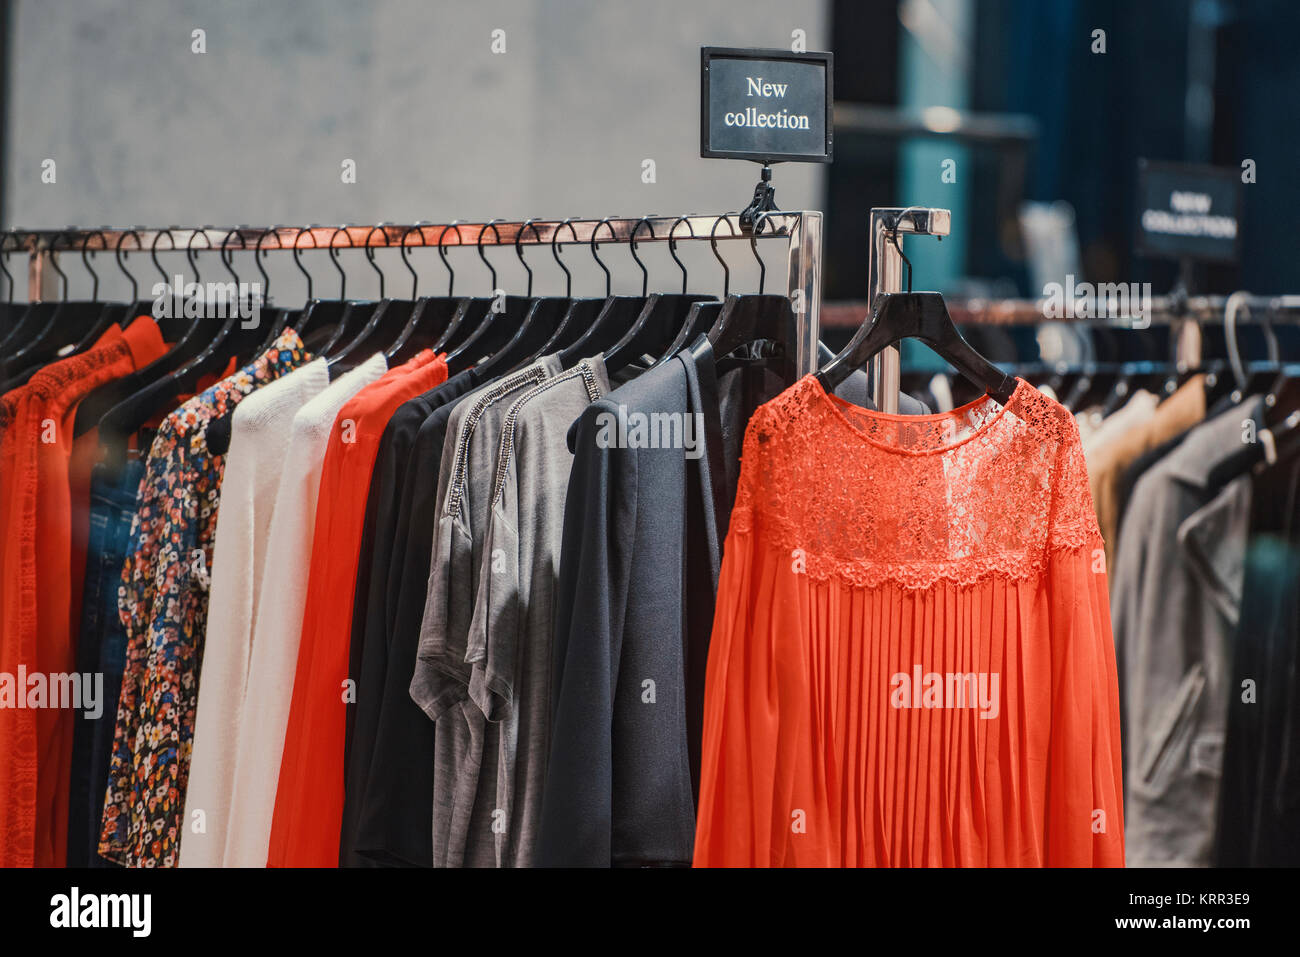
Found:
[1075,404,1105,446]
[1087,375,1207,573]
[1082,390,1159,458]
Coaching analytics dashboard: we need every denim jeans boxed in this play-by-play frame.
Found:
[66,459,143,869]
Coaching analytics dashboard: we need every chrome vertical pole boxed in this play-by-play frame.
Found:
[784,210,822,377]
[867,207,951,412]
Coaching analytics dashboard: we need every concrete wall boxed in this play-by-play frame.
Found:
[4,0,829,300]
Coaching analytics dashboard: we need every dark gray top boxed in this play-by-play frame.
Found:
[1111,396,1263,866]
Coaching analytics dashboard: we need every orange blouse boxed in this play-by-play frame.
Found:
[693,376,1125,867]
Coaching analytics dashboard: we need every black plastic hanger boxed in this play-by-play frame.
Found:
[319,227,379,376]
[329,225,416,372]
[384,223,456,365]
[96,228,269,479]
[249,226,292,352]
[413,222,475,371]
[1202,380,1300,487]
[444,220,544,377]
[497,219,573,371]
[817,214,1015,402]
[0,232,24,347]
[219,226,268,340]
[650,216,726,367]
[701,214,805,385]
[0,232,65,362]
[1255,315,1299,418]
[72,229,223,437]
[556,218,647,368]
[156,225,217,340]
[0,231,48,359]
[817,291,1016,402]
[68,231,130,351]
[603,216,712,374]
[526,219,597,359]
[290,226,349,354]
[0,230,112,391]
[1219,293,1288,411]
[0,299,54,360]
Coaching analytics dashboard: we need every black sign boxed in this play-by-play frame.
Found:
[1135,159,1241,263]
[700,47,833,164]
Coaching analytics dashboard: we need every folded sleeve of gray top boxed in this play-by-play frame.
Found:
[537,338,925,867]
[1111,396,1263,867]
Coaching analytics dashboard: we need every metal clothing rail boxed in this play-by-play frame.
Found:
[1,212,825,375]
[822,294,1300,329]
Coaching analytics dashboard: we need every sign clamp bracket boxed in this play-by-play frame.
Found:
[739,165,780,234]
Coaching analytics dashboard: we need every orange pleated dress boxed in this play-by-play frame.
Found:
[693,376,1125,867]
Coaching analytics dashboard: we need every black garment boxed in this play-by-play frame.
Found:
[340,368,481,867]
[538,339,921,867]
[1215,453,1300,866]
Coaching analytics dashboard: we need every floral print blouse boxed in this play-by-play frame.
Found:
[99,330,311,867]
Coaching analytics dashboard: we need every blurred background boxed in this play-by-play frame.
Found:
[0,0,1295,304]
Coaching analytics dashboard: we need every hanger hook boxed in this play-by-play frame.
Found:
[477,219,502,293]
[630,217,653,297]
[362,224,389,299]
[751,210,774,295]
[50,228,75,300]
[710,214,738,298]
[1224,290,1252,395]
[186,226,215,285]
[550,218,577,298]
[1261,305,1281,368]
[519,220,546,297]
[400,223,431,299]
[886,209,919,293]
[667,215,695,295]
[116,229,143,302]
[292,226,319,301]
[80,229,106,301]
[436,220,461,297]
[255,226,284,299]
[591,218,615,297]
[328,226,354,299]
[221,227,248,286]
[515,219,538,298]
[361,223,384,299]
[150,227,179,287]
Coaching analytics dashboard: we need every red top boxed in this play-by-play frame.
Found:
[0,317,166,867]
[693,375,1125,867]
[268,351,448,867]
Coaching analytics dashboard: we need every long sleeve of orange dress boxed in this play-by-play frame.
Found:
[692,375,1124,867]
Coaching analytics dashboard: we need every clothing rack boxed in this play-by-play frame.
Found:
[0,212,825,377]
